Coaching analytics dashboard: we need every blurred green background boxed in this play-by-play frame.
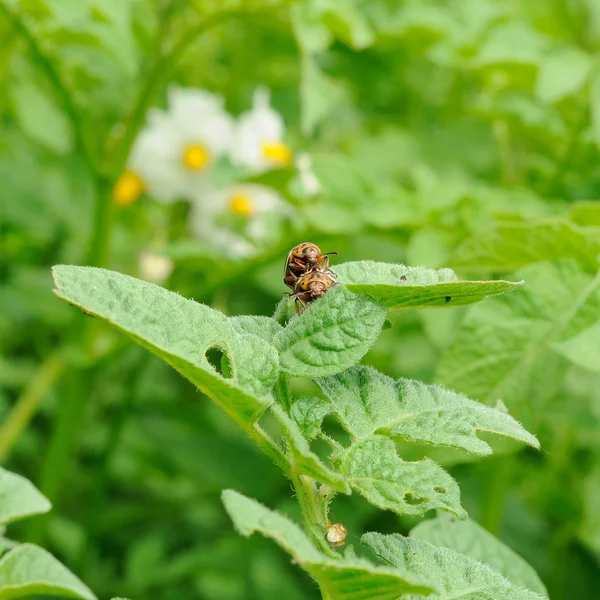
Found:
[2,0,600,598]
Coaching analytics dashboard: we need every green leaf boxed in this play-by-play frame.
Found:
[320,0,374,49]
[411,513,547,596]
[52,266,275,422]
[0,469,51,526]
[9,75,73,155]
[437,261,600,419]
[552,321,600,373]
[340,436,466,518]
[300,55,347,135]
[290,396,332,440]
[450,219,600,273]
[222,490,435,599]
[274,286,387,378]
[316,365,539,455]
[271,405,350,493]
[333,261,522,310]
[227,315,283,343]
[535,47,592,103]
[291,3,332,53]
[0,544,96,600]
[590,72,600,149]
[362,533,546,600]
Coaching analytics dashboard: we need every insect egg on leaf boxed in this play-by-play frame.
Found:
[326,523,347,547]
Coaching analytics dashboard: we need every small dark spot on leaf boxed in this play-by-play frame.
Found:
[445,296,451,302]
[400,275,407,280]
[403,493,425,505]
[433,486,447,494]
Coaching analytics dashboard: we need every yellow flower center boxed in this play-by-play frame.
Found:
[228,193,256,217]
[113,171,144,207]
[182,144,210,171]
[261,141,292,166]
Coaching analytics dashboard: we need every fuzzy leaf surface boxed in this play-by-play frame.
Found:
[290,396,332,440]
[275,285,387,378]
[411,513,547,596]
[52,266,277,423]
[362,533,546,600]
[340,436,466,518]
[222,490,435,599]
[227,315,283,343]
[316,366,538,455]
[0,469,50,526]
[271,405,349,493]
[333,261,521,310]
[438,261,600,419]
[0,544,96,600]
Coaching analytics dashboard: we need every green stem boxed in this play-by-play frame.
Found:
[293,473,337,558]
[274,374,292,413]
[0,353,64,463]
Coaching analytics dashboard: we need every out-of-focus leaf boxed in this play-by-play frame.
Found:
[274,286,387,378]
[0,468,51,525]
[411,513,547,596]
[450,220,600,273]
[362,533,546,600]
[333,261,522,310]
[52,266,276,422]
[316,365,539,454]
[535,47,592,103]
[438,260,600,419]
[590,72,600,149]
[340,436,466,518]
[0,544,96,600]
[552,321,600,373]
[222,489,436,599]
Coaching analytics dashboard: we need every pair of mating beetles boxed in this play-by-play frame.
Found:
[284,242,338,312]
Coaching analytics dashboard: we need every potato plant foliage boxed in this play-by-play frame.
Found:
[52,263,544,599]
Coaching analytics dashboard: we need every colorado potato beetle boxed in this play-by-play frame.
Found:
[284,242,338,290]
[291,267,337,312]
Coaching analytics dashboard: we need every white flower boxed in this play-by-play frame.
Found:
[231,87,292,172]
[127,86,234,203]
[295,152,321,196]
[139,252,173,284]
[190,183,292,258]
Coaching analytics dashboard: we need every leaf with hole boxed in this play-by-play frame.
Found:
[316,366,538,455]
[275,285,387,378]
[52,266,276,423]
[221,489,436,600]
[333,261,521,310]
[362,533,546,600]
[340,436,466,518]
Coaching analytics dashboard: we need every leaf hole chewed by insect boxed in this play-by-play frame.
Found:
[433,486,447,494]
[400,275,407,281]
[205,345,232,379]
[445,296,451,302]
[403,493,425,505]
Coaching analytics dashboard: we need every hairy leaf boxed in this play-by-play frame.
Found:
[316,366,538,454]
[0,544,96,600]
[333,261,521,310]
[411,513,547,596]
[275,285,387,378]
[290,396,332,440]
[222,490,435,599]
[450,220,600,273]
[272,405,350,493]
[363,533,546,600]
[0,469,50,526]
[227,315,283,343]
[52,266,277,422]
[340,436,466,518]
